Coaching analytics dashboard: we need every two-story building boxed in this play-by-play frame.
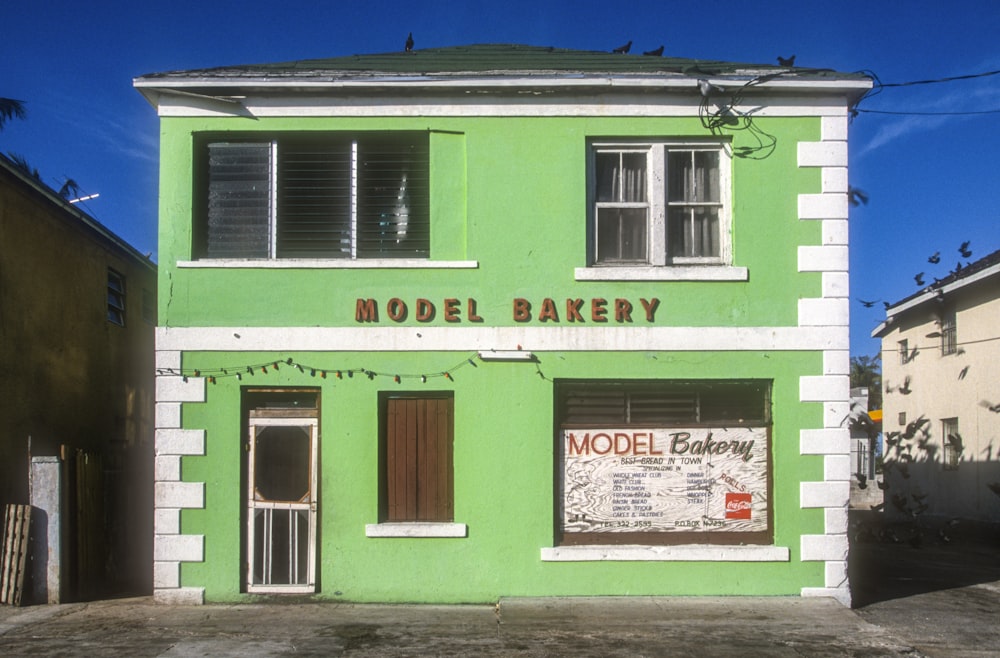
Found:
[873,247,1000,522]
[0,153,156,600]
[134,44,871,606]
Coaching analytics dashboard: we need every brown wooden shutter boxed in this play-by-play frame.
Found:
[386,397,453,521]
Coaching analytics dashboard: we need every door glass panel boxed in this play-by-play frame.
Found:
[254,425,311,502]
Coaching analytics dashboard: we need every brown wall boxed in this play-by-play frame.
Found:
[0,161,156,594]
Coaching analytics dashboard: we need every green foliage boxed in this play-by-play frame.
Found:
[850,353,882,410]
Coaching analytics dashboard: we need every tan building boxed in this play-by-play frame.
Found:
[0,153,156,599]
[873,248,1000,521]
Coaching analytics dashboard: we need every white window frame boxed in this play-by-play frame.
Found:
[580,139,738,282]
[941,417,960,470]
[940,310,957,356]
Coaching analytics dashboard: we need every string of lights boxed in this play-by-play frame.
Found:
[156,352,550,384]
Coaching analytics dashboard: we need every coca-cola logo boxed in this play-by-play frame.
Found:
[725,493,752,519]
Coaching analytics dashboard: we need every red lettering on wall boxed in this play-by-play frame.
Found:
[513,298,532,322]
[443,298,461,322]
[416,298,435,322]
[614,298,633,322]
[591,298,608,322]
[640,297,660,322]
[566,298,584,322]
[467,298,483,322]
[538,298,559,322]
[387,298,407,322]
[355,299,378,322]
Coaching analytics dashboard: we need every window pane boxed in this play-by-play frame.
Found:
[357,136,430,258]
[596,152,646,202]
[595,153,619,202]
[597,207,647,262]
[207,143,271,258]
[253,425,312,502]
[668,207,719,258]
[668,150,720,203]
[277,139,352,258]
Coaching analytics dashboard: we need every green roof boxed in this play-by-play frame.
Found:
[139,43,867,83]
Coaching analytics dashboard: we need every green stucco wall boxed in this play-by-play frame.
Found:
[158,111,832,602]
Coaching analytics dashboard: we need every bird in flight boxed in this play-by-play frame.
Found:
[914,272,925,286]
[777,55,796,66]
[858,299,879,308]
[959,241,972,258]
[612,40,632,54]
[928,251,940,264]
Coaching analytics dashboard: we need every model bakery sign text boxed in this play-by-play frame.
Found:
[355,297,660,323]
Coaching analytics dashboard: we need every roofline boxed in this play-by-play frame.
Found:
[0,154,156,273]
[133,74,872,106]
[871,260,1000,339]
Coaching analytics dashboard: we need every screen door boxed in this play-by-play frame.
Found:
[246,414,317,593]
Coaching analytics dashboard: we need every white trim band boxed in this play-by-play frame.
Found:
[541,544,790,562]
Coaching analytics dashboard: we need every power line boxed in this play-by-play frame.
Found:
[856,107,1000,116]
[879,68,1000,88]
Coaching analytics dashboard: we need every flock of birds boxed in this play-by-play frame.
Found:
[858,241,976,310]
[401,33,796,67]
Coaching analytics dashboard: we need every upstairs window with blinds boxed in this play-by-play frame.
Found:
[198,133,429,259]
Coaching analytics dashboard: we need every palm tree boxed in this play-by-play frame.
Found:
[850,354,882,410]
[7,152,41,180]
[0,97,27,130]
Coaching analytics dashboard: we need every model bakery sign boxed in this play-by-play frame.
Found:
[561,427,768,534]
[355,297,660,323]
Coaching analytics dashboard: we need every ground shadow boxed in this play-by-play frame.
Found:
[848,509,1000,608]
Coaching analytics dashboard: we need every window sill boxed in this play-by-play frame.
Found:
[177,259,479,269]
[365,522,468,538]
[541,544,789,562]
[574,265,748,281]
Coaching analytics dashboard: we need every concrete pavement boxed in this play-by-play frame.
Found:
[1,515,997,656]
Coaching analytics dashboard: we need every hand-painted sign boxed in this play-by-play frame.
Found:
[561,427,768,534]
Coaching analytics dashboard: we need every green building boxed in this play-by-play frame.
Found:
[134,44,871,606]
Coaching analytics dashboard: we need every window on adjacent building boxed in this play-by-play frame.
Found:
[940,310,957,356]
[555,380,771,546]
[380,393,454,522]
[942,417,961,470]
[898,339,909,364]
[107,268,125,326]
[590,141,730,267]
[197,133,429,260]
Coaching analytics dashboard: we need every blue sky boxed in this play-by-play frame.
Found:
[4,0,999,357]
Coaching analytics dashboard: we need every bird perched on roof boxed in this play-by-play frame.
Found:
[405,32,414,52]
[959,240,972,258]
[777,55,796,66]
[612,40,632,54]
[643,45,664,56]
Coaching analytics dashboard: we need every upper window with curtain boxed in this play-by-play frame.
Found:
[589,140,731,268]
[195,133,429,260]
